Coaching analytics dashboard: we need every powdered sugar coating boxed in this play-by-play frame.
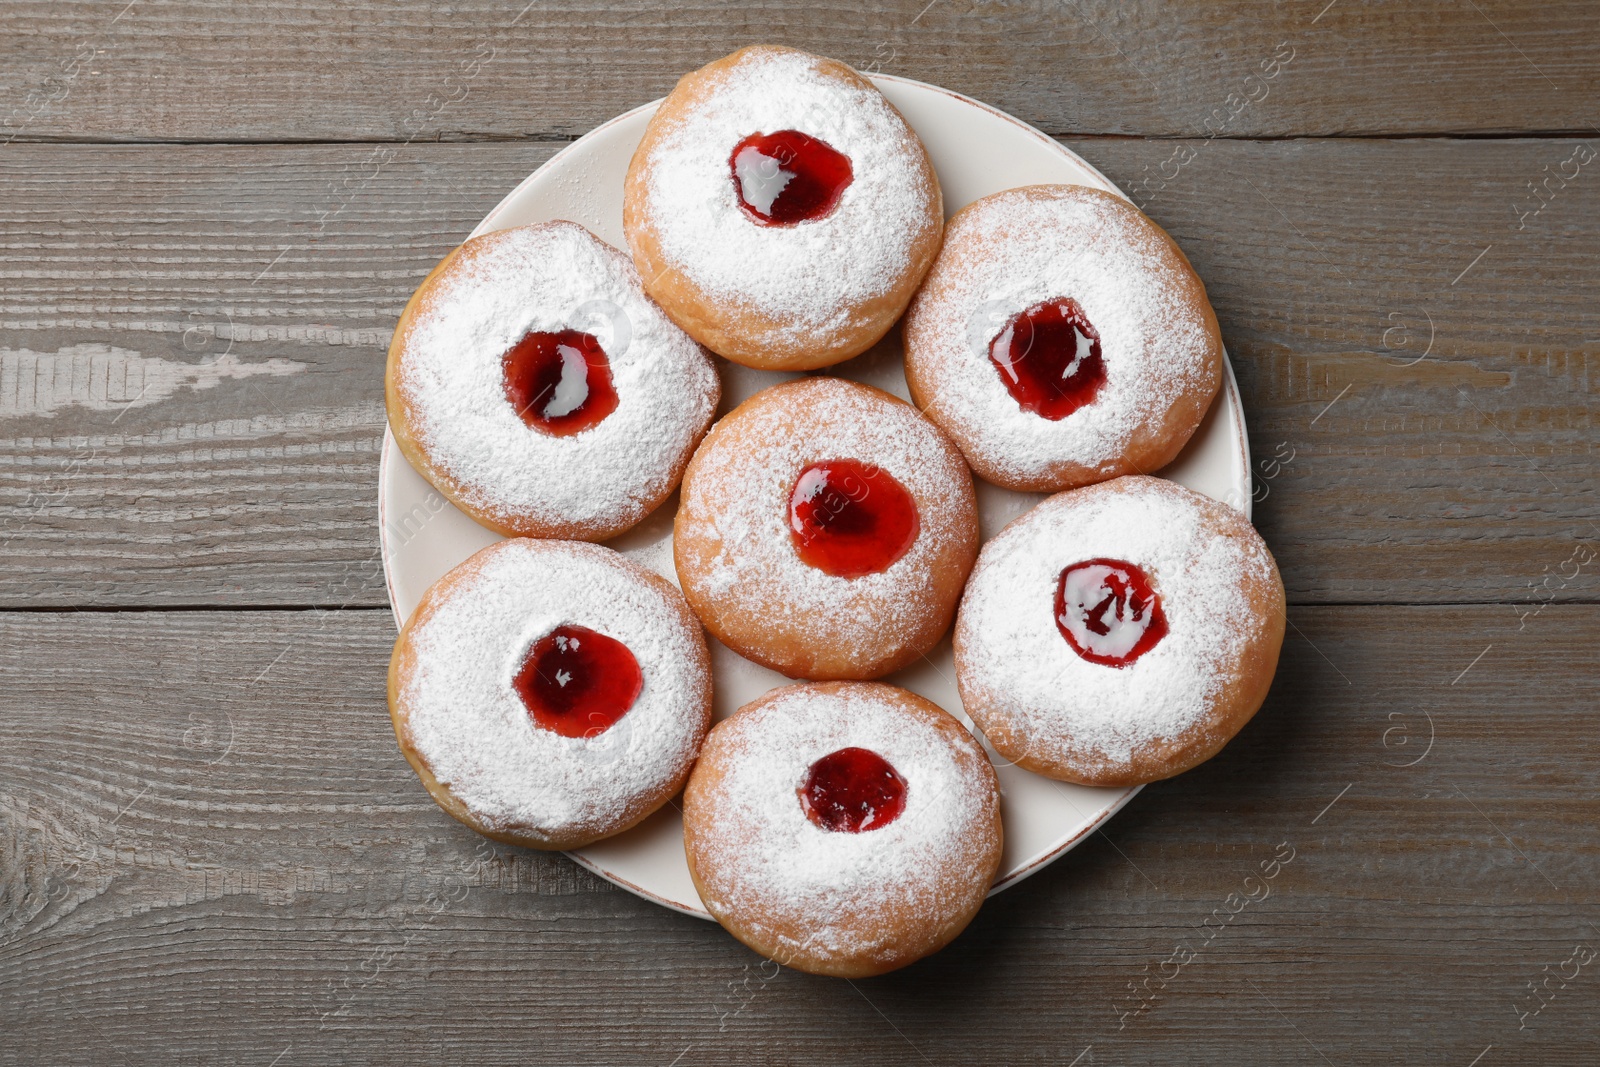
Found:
[395,539,711,845]
[392,221,718,535]
[675,377,977,679]
[631,46,940,346]
[904,185,1220,486]
[955,477,1278,775]
[686,684,1000,969]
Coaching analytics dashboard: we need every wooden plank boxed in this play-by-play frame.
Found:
[0,142,555,608]
[1,605,1596,1064]
[2,1,1598,142]
[1,138,1597,608]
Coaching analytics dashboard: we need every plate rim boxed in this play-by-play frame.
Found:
[376,71,1253,918]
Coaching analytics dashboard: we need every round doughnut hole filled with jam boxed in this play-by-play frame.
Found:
[788,460,920,578]
[730,130,854,226]
[502,329,619,435]
[799,747,908,833]
[514,625,643,738]
[1055,558,1168,668]
[989,298,1106,420]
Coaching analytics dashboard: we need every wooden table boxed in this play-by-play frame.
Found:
[3,3,1597,1063]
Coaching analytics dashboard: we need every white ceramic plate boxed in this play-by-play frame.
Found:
[378,74,1252,919]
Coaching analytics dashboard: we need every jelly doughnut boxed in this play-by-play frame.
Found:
[624,45,943,370]
[387,220,719,540]
[904,185,1222,492]
[389,538,713,849]
[954,476,1283,786]
[674,377,978,680]
[683,682,1002,977]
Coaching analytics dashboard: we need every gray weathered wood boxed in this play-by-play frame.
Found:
[1,606,1595,1065]
[1,138,1596,607]
[3,1,1598,142]
[4,5,1598,1060]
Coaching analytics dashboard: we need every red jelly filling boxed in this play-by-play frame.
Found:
[513,624,642,738]
[502,329,618,435]
[730,130,854,225]
[989,298,1106,420]
[788,459,920,578]
[799,747,907,833]
[1056,558,1168,668]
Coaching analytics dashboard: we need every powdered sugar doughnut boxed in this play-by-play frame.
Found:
[623,45,943,370]
[388,538,713,850]
[904,185,1223,492]
[683,682,1002,978]
[954,476,1283,787]
[387,220,719,540]
[674,377,979,680]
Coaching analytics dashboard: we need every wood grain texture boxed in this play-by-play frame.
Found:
[4,4,1596,1064]
[2,0,1599,142]
[1,138,1596,607]
[0,605,1595,1065]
